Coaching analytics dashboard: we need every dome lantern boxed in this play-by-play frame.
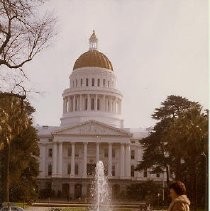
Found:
[89,30,98,50]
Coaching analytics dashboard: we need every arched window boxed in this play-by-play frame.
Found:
[91,98,94,110]
[86,78,89,86]
[81,79,83,86]
[97,98,100,110]
[98,79,100,86]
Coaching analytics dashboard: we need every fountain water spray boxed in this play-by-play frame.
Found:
[90,161,112,211]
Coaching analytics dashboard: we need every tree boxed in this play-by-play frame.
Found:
[0,0,55,69]
[0,92,39,202]
[136,95,208,209]
[165,106,208,209]
[137,96,199,180]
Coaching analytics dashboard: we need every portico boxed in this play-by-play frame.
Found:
[50,120,132,179]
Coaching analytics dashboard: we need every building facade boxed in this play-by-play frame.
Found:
[37,31,164,200]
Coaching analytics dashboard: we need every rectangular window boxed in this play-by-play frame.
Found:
[92,78,95,86]
[144,169,147,177]
[85,98,88,110]
[104,149,108,157]
[48,164,52,176]
[112,165,115,176]
[48,138,53,142]
[97,99,100,110]
[108,81,110,87]
[76,79,78,87]
[112,149,115,158]
[131,150,135,160]
[68,164,71,175]
[156,173,160,178]
[91,98,94,110]
[98,79,100,86]
[81,79,83,86]
[86,78,88,86]
[75,151,79,157]
[75,164,79,175]
[131,165,135,177]
[68,147,71,157]
[48,148,52,157]
[103,79,105,87]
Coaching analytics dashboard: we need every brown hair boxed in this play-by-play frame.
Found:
[169,181,187,195]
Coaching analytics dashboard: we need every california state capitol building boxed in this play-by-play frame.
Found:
[37,31,165,200]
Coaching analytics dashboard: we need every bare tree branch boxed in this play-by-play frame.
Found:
[0,0,56,69]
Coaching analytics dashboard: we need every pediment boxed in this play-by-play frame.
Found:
[53,120,131,137]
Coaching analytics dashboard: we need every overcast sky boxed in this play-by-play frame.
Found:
[24,0,208,128]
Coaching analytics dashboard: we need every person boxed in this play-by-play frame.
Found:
[168,181,190,211]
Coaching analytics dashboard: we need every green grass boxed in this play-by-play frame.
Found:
[14,202,29,209]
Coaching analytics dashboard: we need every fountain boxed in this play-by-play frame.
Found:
[90,161,112,211]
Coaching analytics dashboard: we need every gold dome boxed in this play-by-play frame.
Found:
[73,49,113,71]
[73,30,113,71]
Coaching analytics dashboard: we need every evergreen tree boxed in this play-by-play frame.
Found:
[136,95,208,209]
[0,93,39,202]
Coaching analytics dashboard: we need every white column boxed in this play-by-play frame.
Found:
[137,148,141,161]
[58,142,63,177]
[80,95,82,111]
[120,100,122,113]
[108,143,112,177]
[111,98,113,112]
[63,98,65,113]
[83,142,87,178]
[68,97,70,112]
[73,95,75,111]
[71,143,75,177]
[87,94,90,111]
[103,95,106,111]
[52,143,58,177]
[125,144,131,177]
[108,97,111,112]
[39,144,45,177]
[120,143,125,178]
[95,94,97,111]
[96,142,100,162]
[114,98,117,113]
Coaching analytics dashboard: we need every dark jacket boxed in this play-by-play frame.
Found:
[168,195,190,211]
